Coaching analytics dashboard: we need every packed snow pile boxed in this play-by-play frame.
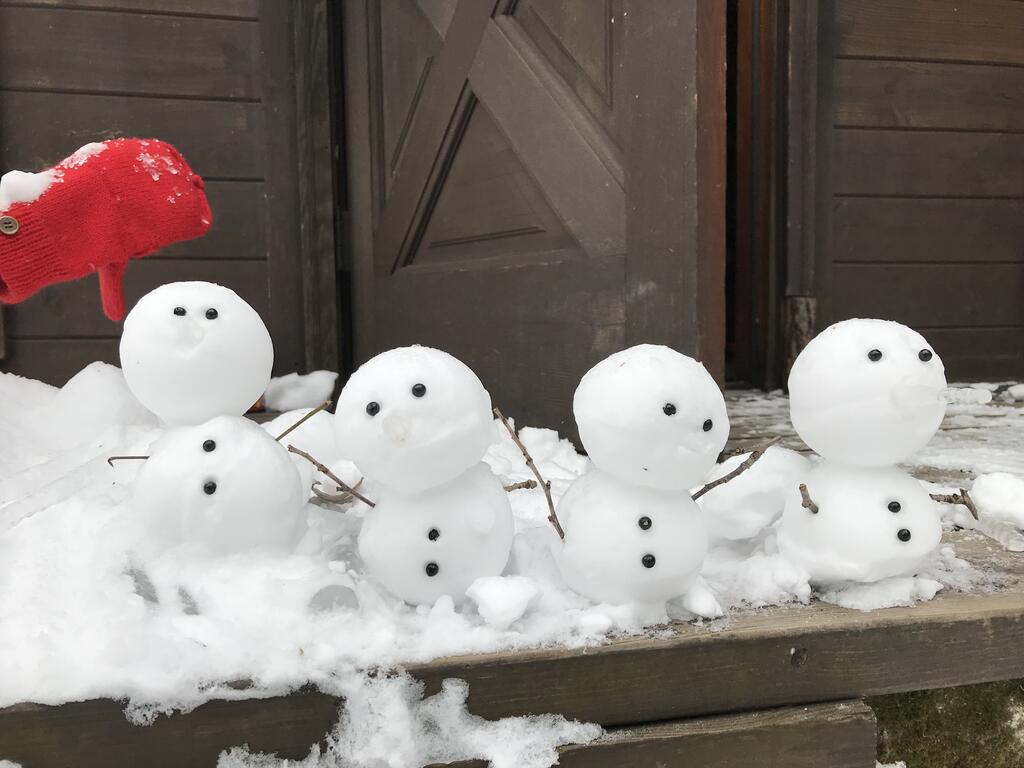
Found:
[265,371,339,412]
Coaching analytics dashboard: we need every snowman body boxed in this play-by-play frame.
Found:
[359,463,514,606]
[555,344,728,607]
[777,463,942,585]
[557,468,707,605]
[335,345,514,605]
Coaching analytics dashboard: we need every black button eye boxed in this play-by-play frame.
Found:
[203,440,216,453]
[173,306,186,316]
[205,308,218,320]
[425,562,439,577]
[897,528,911,542]
[919,349,933,362]
[663,403,677,416]
[638,516,652,530]
[868,349,883,362]
[428,528,440,541]
[412,383,427,398]
[366,401,380,417]
[641,554,656,569]
[888,501,901,513]
[203,481,217,495]
[703,419,713,432]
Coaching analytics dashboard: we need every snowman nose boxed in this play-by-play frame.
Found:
[890,380,944,409]
[177,318,207,349]
[381,413,413,445]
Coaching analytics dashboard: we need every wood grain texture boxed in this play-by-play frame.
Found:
[832,130,1024,197]
[0,90,265,179]
[0,338,121,383]
[0,0,259,18]
[834,59,1024,132]
[834,0,1024,67]
[923,326,1024,380]
[0,6,260,98]
[439,701,877,768]
[156,181,265,261]
[833,198,1024,263]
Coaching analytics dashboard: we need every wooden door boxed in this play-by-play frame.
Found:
[342,0,725,435]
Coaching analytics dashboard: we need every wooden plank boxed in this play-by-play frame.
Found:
[467,16,626,259]
[832,130,1024,197]
[406,533,1024,727]
[834,0,1024,67]
[0,6,260,99]
[0,90,265,179]
[924,326,1024,380]
[829,263,1024,328]
[0,0,259,18]
[833,198,1024,264]
[834,60,1024,132]
[6,259,270,338]
[440,701,877,768]
[0,338,120,384]
[156,181,265,262]
[0,692,338,768]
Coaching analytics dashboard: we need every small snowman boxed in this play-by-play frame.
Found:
[779,319,947,588]
[333,346,514,606]
[554,344,728,614]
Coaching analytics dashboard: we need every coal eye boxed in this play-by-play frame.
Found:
[412,383,427,398]
[703,419,713,432]
[366,401,380,417]
[868,349,883,362]
[888,501,901,513]
[919,349,933,362]
[203,481,217,495]
[203,439,216,453]
[663,403,677,416]
[205,308,218,320]
[173,306,186,316]
[897,528,911,542]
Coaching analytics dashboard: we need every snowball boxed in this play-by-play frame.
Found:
[0,169,58,212]
[788,319,947,465]
[334,346,495,493]
[698,446,812,542]
[573,344,729,490]
[555,467,709,605]
[120,282,273,426]
[358,463,514,606]
[971,472,1024,529]
[131,416,306,556]
[776,463,943,585]
[265,371,338,412]
[1007,383,1024,402]
[467,576,540,630]
[819,575,943,611]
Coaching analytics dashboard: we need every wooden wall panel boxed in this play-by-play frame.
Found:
[925,327,1024,381]
[834,60,1024,132]
[0,6,261,98]
[834,0,1024,66]
[155,181,265,261]
[2,338,121,384]
[2,0,259,18]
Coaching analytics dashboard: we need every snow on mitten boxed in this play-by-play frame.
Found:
[0,139,212,321]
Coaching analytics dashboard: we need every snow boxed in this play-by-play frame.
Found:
[0,169,58,213]
[265,370,338,412]
[466,576,540,630]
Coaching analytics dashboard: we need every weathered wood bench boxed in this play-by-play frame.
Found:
[2,531,1022,767]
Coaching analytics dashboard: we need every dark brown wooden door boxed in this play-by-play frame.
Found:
[342,0,725,435]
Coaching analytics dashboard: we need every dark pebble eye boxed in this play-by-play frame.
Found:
[641,554,656,569]
[897,528,912,542]
[428,528,440,541]
[203,481,217,495]
[173,306,186,317]
[888,501,901,513]
[366,401,380,417]
[868,349,883,362]
[425,562,439,577]
[412,383,427,398]
[663,403,677,416]
[205,308,218,320]
[203,439,216,453]
[919,349,933,362]
[703,419,713,432]
[638,516,652,530]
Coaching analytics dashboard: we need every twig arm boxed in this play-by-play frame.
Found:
[106,455,150,467]
[287,445,376,508]
[799,483,819,514]
[493,407,564,540]
[691,437,781,501]
[504,479,539,492]
[930,488,980,521]
[275,400,333,442]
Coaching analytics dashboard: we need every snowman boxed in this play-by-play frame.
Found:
[333,345,514,606]
[120,281,273,426]
[778,319,946,588]
[554,344,728,613]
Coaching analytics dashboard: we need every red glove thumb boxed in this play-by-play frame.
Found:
[98,262,126,322]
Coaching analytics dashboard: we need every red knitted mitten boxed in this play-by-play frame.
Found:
[0,138,211,321]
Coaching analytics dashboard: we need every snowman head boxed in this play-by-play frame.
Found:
[788,319,946,466]
[574,344,729,491]
[132,416,305,556]
[334,346,494,493]
[120,281,273,426]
